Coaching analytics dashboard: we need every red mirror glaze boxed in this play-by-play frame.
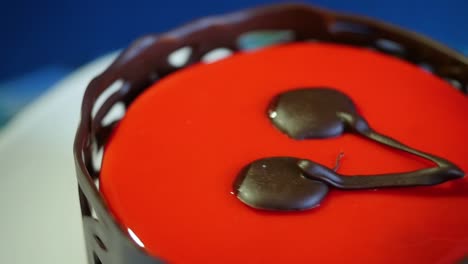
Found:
[101,43,468,264]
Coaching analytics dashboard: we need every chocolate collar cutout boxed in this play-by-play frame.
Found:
[234,88,464,211]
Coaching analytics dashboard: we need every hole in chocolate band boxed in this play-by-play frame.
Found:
[89,177,100,220]
[92,79,123,119]
[168,46,192,67]
[94,178,100,190]
[93,252,103,264]
[91,206,99,221]
[237,30,295,50]
[93,235,107,250]
[202,48,233,63]
[101,102,126,127]
[128,228,145,247]
[329,20,372,35]
[91,141,104,172]
[375,38,405,56]
[445,78,463,90]
[418,62,434,73]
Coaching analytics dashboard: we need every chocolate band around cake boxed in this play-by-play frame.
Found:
[74,4,468,264]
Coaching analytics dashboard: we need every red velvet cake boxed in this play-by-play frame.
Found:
[74,4,468,264]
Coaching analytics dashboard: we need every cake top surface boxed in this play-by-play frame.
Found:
[101,43,468,263]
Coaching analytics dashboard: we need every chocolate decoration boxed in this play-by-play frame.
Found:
[73,3,468,263]
[234,157,328,211]
[268,88,357,139]
[298,159,464,189]
[234,87,464,211]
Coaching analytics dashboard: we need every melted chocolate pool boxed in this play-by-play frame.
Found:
[234,87,464,211]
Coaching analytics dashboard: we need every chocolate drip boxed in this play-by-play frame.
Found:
[234,87,464,211]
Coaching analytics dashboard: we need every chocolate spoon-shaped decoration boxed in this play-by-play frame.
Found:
[233,87,464,211]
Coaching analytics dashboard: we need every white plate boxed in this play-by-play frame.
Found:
[0,53,117,264]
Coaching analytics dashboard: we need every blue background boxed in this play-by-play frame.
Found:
[1,0,467,81]
[0,0,467,125]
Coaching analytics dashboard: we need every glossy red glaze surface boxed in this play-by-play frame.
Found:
[101,43,468,264]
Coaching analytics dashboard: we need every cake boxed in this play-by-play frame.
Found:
[74,4,468,264]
